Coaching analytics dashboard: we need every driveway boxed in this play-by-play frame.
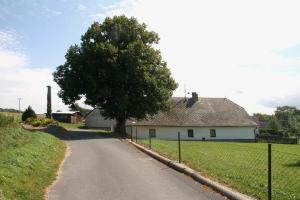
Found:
[48,130,225,200]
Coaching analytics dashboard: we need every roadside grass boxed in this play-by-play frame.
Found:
[0,114,66,200]
[0,112,21,122]
[59,122,85,129]
[137,139,300,200]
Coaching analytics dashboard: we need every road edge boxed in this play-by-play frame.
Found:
[44,143,70,200]
[127,140,256,200]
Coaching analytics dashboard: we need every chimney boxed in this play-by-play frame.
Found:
[46,85,52,119]
[191,92,198,102]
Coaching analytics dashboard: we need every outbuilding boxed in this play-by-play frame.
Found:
[52,111,82,123]
[85,108,116,131]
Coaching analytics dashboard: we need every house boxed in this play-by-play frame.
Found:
[126,92,257,141]
[85,108,116,130]
[52,111,82,123]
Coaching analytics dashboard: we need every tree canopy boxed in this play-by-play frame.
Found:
[53,16,178,135]
[254,106,300,137]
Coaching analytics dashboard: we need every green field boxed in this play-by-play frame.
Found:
[0,114,66,200]
[137,138,300,200]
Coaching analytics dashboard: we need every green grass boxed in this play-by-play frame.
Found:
[138,139,300,200]
[59,122,84,129]
[0,115,66,200]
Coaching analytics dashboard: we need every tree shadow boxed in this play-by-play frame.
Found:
[284,161,300,168]
[43,125,117,141]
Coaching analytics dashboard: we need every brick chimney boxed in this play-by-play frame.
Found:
[46,85,52,119]
[192,92,198,102]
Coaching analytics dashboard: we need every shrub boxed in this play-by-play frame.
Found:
[26,118,59,127]
[22,106,37,121]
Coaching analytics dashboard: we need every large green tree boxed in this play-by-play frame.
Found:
[53,16,177,136]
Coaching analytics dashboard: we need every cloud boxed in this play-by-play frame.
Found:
[0,30,69,113]
[95,0,300,114]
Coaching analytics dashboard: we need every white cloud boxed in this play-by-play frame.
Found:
[98,0,300,114]
[0,30,69,113]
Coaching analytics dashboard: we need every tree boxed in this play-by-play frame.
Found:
[275,106,299,126]
[21,106,37,121]
[53,16,178,136]
[69,103,91,116]
[268,116,281,132]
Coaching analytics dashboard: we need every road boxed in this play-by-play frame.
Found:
[48,130,225,200]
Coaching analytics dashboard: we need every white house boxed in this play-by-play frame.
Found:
[85,92,257,141]
[85,108,116,131]
[126,93,257,141]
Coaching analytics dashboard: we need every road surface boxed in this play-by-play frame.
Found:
[48,130,225,200]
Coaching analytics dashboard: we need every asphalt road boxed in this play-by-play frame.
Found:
[48,130,225,200]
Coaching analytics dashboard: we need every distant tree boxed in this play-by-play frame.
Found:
[275,106,299,126]
[0,108,21,113]
[253,113,272,121]
[286,115,300,137]
[269,116,281,132]
[21,106,37,121]
[53,16,178,136]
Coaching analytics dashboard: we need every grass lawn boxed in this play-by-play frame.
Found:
[59,122,84,129]
[137,139,300,200]
[0,116,66,200]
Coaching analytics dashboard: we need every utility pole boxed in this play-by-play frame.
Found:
[184,84,187,100]
[46,86,52,119]
[17,98,22,113]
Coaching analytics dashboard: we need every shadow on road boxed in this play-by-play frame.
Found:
[43,125,114,141]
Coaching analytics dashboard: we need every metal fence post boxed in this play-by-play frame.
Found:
[135,127,137,143]
[268,143,272,200]
[178,132,181,163]
[149,133,151,149]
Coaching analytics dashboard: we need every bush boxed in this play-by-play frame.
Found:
[0,114,15,127]
[22,106,37,121]
[26,118,59,127]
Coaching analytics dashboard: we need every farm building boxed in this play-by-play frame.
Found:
[127,93,257,141]
[85,108,116,130]
[52,111,82,123]
[85,93,257,140]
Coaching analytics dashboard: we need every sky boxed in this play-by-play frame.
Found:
[1,0,300,114]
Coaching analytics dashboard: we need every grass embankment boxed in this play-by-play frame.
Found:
[0,114,66,200]
[138,139,300,200]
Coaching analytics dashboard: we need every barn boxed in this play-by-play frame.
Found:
[52,111,82,123]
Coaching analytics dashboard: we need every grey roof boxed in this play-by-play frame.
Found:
[130,97,257,127]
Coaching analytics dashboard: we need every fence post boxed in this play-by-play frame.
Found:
[268,143,272,200]
[131,127,133,141]
[135,127,137,143]
[149,133,151,149]
[178,132,181,163]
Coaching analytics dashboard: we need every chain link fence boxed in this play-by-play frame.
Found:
[127,130,300,200]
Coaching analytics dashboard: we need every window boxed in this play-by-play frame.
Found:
[149,129,156,137]
[188,129,194,137]
[210,129,216,137]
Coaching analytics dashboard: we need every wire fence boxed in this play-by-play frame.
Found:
[127,130,300,200]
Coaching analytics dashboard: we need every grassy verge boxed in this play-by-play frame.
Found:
[59,122,84,129]
[137,139,300,200]
[0,115,66,200]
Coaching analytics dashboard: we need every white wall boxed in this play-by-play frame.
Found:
[85,109,116,129]
[127,126,256,140]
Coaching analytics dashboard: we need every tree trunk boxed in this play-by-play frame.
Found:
[116,118,126,138]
